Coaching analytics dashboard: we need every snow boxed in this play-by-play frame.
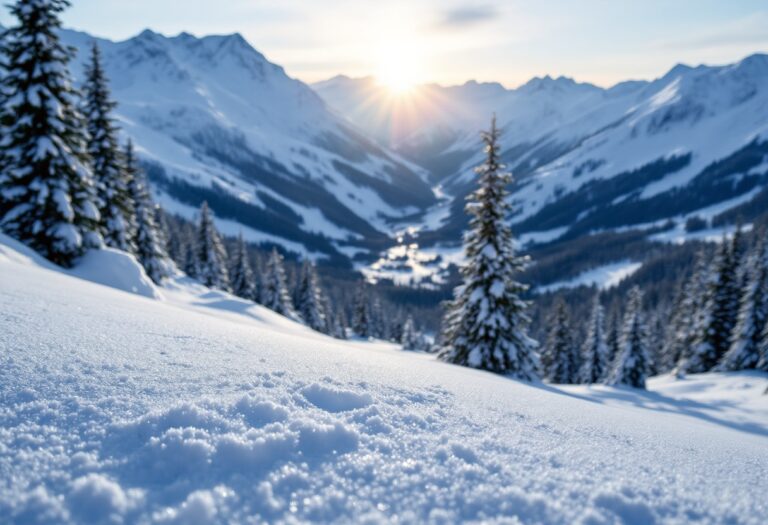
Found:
[537,260,643,294]
[1,235,767,523]
[57,27,429,263]
[69,247,162,300]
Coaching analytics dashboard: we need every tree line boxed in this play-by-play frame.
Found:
[538,225,768,388]
[159,204,431,346]
[2,1,765,387]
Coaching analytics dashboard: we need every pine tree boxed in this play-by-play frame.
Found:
[193,201,229,290]
[718,236,768,371]
[82,41,136,253]
[295,260,328,332]
[329,306,348,340]
[606,311,621,370]
[229,233,257,301]
[662,255,705,372]
[672,252,712,374]
[679,240,740,374]
[0,0,101,267]
[607,286,650,389]
[401,315,420,351]
[352,283,371,337]
[262,248,298,319]
[543,301,579,384]
[369,297,385,339]
[125,142,172,284]
[438,117,539,380]
[580,297,610,384]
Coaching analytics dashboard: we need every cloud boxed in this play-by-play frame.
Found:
[439,5,499,29]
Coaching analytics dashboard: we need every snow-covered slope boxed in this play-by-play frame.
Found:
[317,55,768,286]
[57,29,436,265]
[1,232,766,523]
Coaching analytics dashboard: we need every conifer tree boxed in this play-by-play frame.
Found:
[352,283,372,338]
[672,252,712,374]
[83,41,136,252]
[401,315,420,351]
[438,117,539,379]
[229,233,257,301]
[183,243,198,278]
[607,286,650,389]
[0,0,101,266]
[193,201,229,290]
[718,236,768,371]
[329,307,348,340]
[679,240,740,373]
[543,301,579,384]
[262,248,298,319]
[296,260,328,332]
[662,256,704,372]
[606,312,621,369]
[125,142,172,284]
[580,297,610,384]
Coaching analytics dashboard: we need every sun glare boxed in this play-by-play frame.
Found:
[376,43,420,96]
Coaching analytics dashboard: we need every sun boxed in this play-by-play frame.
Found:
[375,42,421,96]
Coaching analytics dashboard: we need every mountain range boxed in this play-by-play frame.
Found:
[315,54,768,286]
[53,26,768,284]
[58,28,436,268]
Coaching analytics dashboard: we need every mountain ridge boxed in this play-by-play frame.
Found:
[54,26,437,267]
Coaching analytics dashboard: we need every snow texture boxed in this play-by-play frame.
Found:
[0,234,767,524]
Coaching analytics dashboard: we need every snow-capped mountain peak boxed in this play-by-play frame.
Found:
[56,28,435,265]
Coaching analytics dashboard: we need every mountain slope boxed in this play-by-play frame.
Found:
[1,233,767,523]
[317,55,768,286]
[58,29,437,266]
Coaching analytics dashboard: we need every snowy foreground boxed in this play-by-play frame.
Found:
[1,237,767,524]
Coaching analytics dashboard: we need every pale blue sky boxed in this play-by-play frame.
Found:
[4,0,767,87]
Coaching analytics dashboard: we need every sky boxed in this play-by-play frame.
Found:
[3,0,768,88]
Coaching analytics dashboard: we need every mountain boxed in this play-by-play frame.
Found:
[58,29,437,267]
[315,55,768,287]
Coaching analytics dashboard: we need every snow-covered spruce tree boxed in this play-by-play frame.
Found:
[262,248,298,320]
[401,315,421,351]
[662,255,705,372]
[607,286,650,389]
[193,201,230,290]
[580,296,610,384]
[369,297,385,339]
[606,312,621,369]
[671,252,712,373]
[332,303,348,339]
[731,225,749,299]
[0,0,101,267]
[153,205,172,261]
[438,117,539,379]
[543,301,579,384]
[352,283,372,337]
[329,306,348,340]
[296,260,328,333]
[83,41,136,253]
[718,236,768,371]
[229,233,257,301]
[679,239,740,374]
[125,142,172,284]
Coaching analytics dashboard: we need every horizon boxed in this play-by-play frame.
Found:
[1,0,767,89]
